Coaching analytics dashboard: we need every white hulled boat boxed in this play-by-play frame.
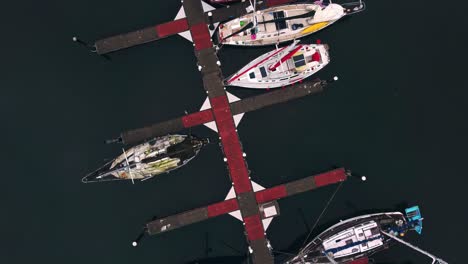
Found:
[226,40,329,89]
[218,1,365,46]
[286,206,448,264]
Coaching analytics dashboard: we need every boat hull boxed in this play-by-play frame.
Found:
[218,3,345,46]
[286,212,408,264]
[82,135,209,183]
[226,42,329,89]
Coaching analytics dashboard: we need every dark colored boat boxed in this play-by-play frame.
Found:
[82,134,209,183]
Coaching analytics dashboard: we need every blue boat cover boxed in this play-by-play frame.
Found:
[405,206,423,234]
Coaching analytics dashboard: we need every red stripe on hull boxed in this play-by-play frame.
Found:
[227,46,287,84]
[269,45,302,71]
[207,199,239,217]
[155,18,189,38]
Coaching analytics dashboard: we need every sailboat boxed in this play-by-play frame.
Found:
[217,1,365,46]
[226,40,330,89]
[286,206,448,264]
[82,135,209,183]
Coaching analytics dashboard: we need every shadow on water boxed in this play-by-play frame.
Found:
[182,202,413,264]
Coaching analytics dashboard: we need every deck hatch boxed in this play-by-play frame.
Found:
[273,11,287,30]
[293,54,306,67]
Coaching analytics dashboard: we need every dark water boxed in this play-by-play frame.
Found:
[2,0,467,263]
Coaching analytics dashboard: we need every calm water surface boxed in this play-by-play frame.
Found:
[2,0,467,263]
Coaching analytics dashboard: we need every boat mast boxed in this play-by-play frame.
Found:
[248,0,258,37]
[122,148,135,184]
[321,251,338,264]
[381,231,448,264]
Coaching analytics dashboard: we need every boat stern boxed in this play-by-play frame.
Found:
[342,1,366,15]
[190,135,210,152]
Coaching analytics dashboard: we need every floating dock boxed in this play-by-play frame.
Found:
[88,0,335,263]
[146,168,347,236]
[182,1,273,261]
[93,0,295,54]
[120,79,328,145]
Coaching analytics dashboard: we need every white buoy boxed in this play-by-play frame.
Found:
[216,60,221,66]
[223,157,227,162]
[72,36,78,42]
[198,65,202,71]
[243,153,247,157]
[208,12,212,17]
[333,76,339,81]
[132,241,137,247]
[361,176,367,181]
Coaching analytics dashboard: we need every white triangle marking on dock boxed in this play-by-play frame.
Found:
[200,92,245,132]
[174,1,219,42]
[224,181,274,230]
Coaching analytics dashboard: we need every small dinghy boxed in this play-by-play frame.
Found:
[226,40,329,89]
[218,1,365,46]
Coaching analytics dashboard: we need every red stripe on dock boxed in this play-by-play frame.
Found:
[314,168,347,188]
[210,95,252,194]
[243,215,265,241]
[207,198,239,217]
[266,0,296,7]
[255,185,287,204]
[182,109,214,128]
[155,18,189,38]
[346,257,369,264]
[190,23,212,51]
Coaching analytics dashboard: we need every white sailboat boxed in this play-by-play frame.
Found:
[218,1,365,46]
[226,40,330,89]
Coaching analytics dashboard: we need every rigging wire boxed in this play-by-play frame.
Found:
[301,180,344,248]
[272,250,296,257]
